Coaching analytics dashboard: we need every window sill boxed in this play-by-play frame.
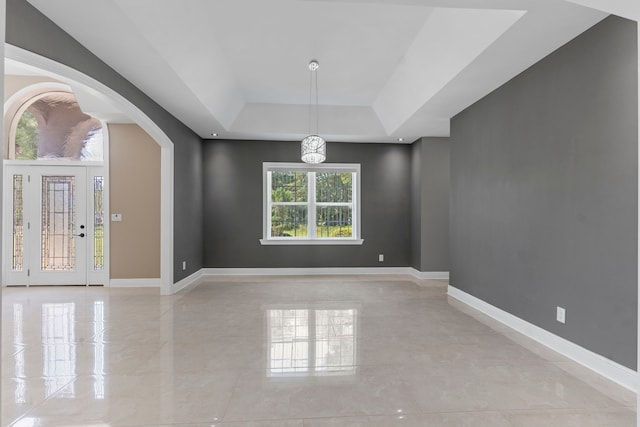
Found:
[259,238,364,246]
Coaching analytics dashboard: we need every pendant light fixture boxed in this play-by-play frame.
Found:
[301,60,326,164]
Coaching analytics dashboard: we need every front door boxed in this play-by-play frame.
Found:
[5,165,105,286]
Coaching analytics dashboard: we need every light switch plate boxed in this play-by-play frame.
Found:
[111,213,122,222]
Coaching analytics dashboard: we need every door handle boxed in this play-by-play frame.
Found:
[75,233,85,238]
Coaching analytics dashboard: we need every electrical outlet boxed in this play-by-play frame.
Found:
[182,261,187,271]
[556,306,566,324]
[378,254,384,262]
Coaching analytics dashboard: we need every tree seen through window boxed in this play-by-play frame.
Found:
[268,168,355,239]
[12,92,103,161]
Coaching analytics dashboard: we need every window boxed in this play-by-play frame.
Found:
[7,89,104,161]
[262,162,363,245]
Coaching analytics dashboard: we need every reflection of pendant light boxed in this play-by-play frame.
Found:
[301,60,326,164]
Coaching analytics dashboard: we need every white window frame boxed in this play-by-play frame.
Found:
[261,162,363,245]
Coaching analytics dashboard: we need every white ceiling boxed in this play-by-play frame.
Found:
[18,0,608,143]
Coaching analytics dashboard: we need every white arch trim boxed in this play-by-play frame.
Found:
[4,44,175,295]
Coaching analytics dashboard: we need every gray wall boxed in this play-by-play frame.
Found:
[6,0,204,282]
[411,137,450,272]
[203,140,411,268]
[450,16,638,369]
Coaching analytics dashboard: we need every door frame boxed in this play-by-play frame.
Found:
[2,160,109,286]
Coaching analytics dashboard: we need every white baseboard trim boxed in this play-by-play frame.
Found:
[203,267,414,276]
[202,267,450,278]
[109,278,161,288]
[167,267,450,291]
[447,285,638,393]
[172,269,204,293]
[409,268,450,280]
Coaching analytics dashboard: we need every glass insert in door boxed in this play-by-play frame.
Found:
[41,176,76,271]
[93,176,104,271]
[12,174,24,271]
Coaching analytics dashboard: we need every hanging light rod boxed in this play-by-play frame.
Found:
[301,59,326,164]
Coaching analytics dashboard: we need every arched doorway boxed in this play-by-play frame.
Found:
[5,45,175,295]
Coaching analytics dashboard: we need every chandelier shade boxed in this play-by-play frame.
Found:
[301,60,326,164]
[301,134,326,164]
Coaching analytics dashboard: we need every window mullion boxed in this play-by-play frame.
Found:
[308,171,316,239]
[266,170,272,239]
[352,171,357,239]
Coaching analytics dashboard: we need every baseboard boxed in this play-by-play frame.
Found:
[202,267,452,277]
[168,267,450,291]
[447,285,638,393]
[172,269,203,293]
[202,267,415,276]
[408,268,450,280]
[109,278,161,288]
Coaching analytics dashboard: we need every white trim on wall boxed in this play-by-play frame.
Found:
[259,239,365,246]
[116,267,450,289]
[172,268,203,293]
[203,267,417,276]
[448,285,638,393]
[110,278,161,288]
[160,144,174,295]
[408,268,450,280]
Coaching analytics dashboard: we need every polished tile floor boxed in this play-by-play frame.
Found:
[1,276,636,426]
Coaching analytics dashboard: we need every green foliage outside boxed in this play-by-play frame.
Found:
[315,172,352,203]
[271,171,353,238]
[316,204,352,238]
[271,205,308,237]
[15,110,39,160]
[271,172,307,202]
[322,225,352,238]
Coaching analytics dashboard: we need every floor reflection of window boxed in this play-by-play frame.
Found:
[13,304,26,403]
[268,308,357,377]
[93,300,105,399]
[42,302,76,398]
[315,309,356,373]
[269,309,309,375]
